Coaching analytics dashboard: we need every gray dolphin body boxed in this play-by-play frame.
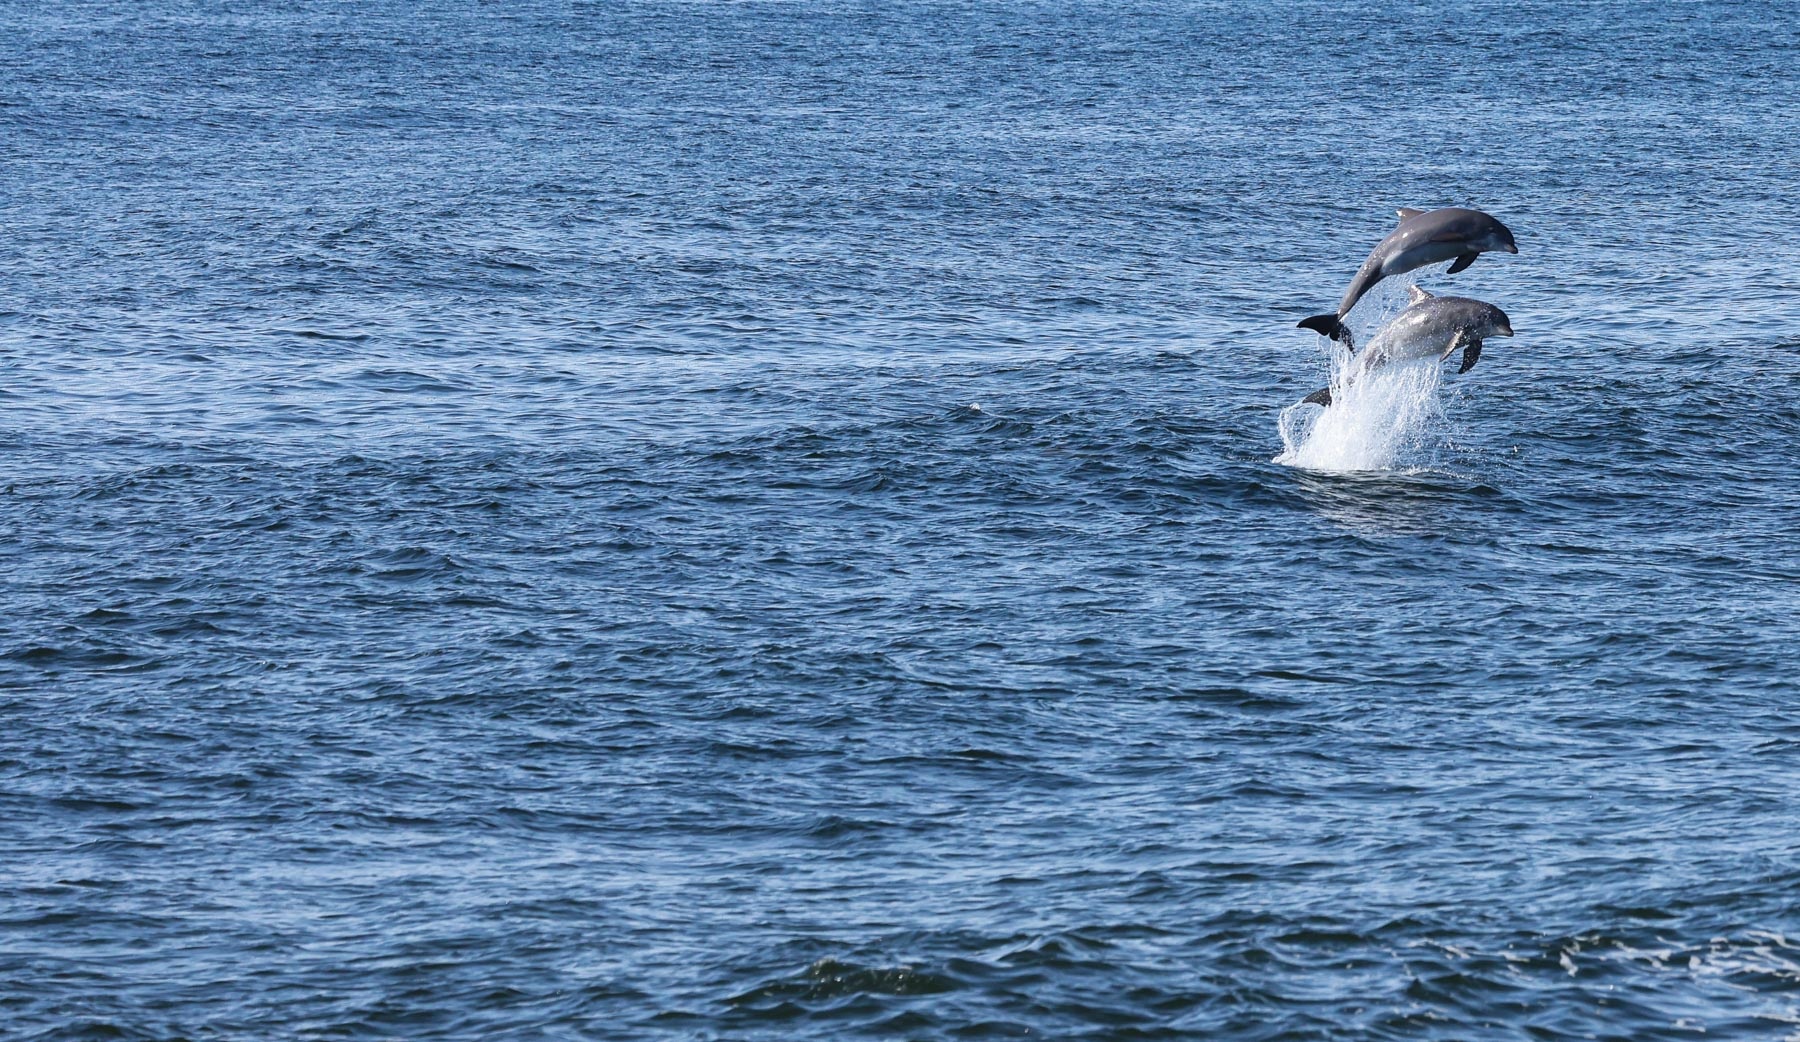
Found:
[1298,207,1517,346]
[1302,287,1513,407]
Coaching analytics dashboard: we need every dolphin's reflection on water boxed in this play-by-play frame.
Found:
[1281,465,1512,539]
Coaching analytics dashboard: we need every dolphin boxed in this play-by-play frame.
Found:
[1297,207,1518,346]
[1302,287,1513,407]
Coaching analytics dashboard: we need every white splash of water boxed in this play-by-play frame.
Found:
[1274,350,1448,472]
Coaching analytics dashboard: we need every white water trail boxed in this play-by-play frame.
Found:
[1274,349,1448,473]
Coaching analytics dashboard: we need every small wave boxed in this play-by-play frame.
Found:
[729,957,958,1006]
[278,328,372,342]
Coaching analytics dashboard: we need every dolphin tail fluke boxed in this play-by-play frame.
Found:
[1302,387,1333,407]
[1298,314,1353,348]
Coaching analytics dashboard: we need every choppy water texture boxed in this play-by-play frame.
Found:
[5,1,1800,1039]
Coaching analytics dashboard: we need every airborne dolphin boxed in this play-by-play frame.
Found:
[1302,287,1513,407]
[1298,207,1518,346]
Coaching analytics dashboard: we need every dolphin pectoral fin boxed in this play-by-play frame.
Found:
[1396,207,1427,221]
[1298,314,1353,347]
[1458,339,1483,374]
[1445,253,1477,275]
[1302,387,1333,407]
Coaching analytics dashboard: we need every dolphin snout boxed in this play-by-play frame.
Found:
[1499,323,1516,337]
[1503,243,1519,254]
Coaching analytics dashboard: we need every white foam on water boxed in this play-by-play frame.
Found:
[1274,350,1448,473]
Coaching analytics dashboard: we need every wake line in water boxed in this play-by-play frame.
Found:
[1274,348,1448,473]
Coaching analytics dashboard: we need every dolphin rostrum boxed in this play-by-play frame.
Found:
[1298,207,1517,346]
[1302,286,1513,407]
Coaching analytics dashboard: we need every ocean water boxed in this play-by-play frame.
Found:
[4,1,1800,1039]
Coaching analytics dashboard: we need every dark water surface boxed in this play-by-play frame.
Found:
[5,1,1800,1039]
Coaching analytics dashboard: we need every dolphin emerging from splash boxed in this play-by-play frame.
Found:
[1298,207,1518,346]
[1302,286,1513,407]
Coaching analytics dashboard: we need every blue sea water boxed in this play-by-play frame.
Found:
[4,1,1800,1038]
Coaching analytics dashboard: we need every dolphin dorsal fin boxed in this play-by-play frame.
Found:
[1406,285,1434,305]
[1396,207,1427,222]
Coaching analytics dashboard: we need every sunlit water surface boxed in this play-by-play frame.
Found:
[4,2,1800,1039]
